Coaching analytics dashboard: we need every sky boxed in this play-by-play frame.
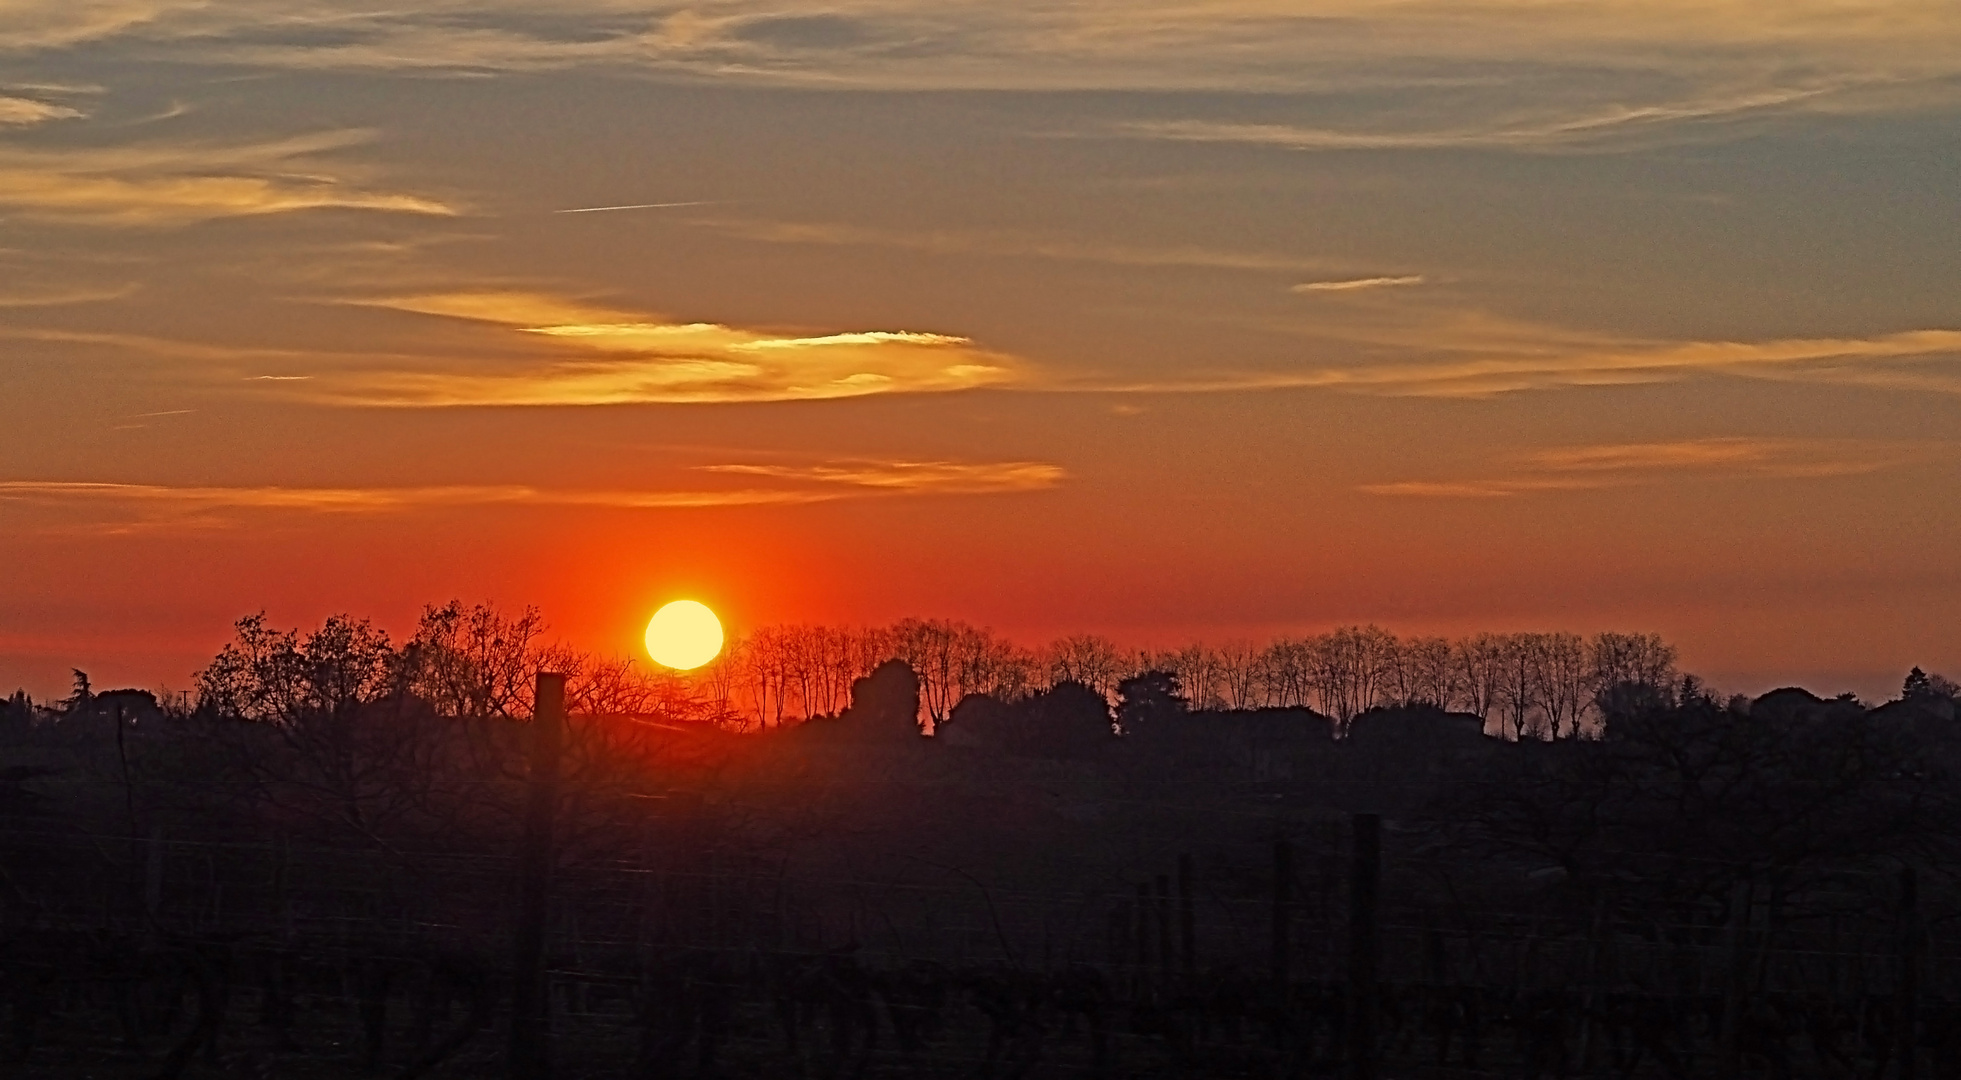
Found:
[2,1,1958,701]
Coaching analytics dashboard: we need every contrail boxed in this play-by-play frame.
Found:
[554,200,712,214]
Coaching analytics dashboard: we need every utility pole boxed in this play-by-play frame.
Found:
[510,673,565,1080]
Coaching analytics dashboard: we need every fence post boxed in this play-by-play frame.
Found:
[1901,866,1921,1080]
[510,672,566,1080]
[1272,839,1293,986]
[1346,814,1381,1080]
[1178,854,1197,981]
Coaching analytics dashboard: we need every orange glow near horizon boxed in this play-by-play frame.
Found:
[1,8,1957,704]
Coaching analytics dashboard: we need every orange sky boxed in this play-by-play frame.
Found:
[3,2,1958,701]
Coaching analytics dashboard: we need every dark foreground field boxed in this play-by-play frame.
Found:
[6,670,1961,1078]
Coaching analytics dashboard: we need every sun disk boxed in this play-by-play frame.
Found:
[644,600,723,670]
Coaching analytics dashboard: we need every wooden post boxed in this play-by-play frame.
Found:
[1901,866,1921,1080]
[1136,882,1153,975]
[1346,814,1381,1080]
[510,673,565,1080]
[1272,839,1293,985]
[1178,854,1197,980]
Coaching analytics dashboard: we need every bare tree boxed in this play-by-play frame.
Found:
[1453,632,1505,723]
[1403,635,1459,710]
[1045,634,1127,704]
[1492,633,1546,740]
[1148,644,1228,710]
[401,601,549,720]
[1531,632,1592,738]
[1312,625,1397,727]
[1200,639,1256,710]
[1588,631,1678,721]
[1256,638,1312,709]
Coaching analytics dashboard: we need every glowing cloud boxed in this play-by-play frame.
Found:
[0,95,82,125]
[0,459,1065,528]
[1081,312,1961,399]
[1114,85,1845,154]
[6,2,1959,111]
[316,291,1026,405]
[701,460,1064,494]
[1360,438,1945,497]
[1356,479,1596,499]
[1341,328,1961,398]
[1293,276,1426,293]
[0,131,454,224]
[0,283,135,307]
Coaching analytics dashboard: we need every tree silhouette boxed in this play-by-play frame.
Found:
[1905,666,1934,700]
[840,659,924,738]
[1020,680,1112,758]
[1116,669,1186,733]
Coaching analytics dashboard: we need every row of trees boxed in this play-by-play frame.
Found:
[170,603,1682,739]
[195,602,715,732]
[701,621,1679,737]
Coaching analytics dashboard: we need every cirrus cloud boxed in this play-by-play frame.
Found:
[1292,275,1426,293]
[0,94,82,125]
[1359,437,1947,497]
[0,458,1064,532]
[0,130,454,225]
[310,290,1026,406]
[2,2,1954,162]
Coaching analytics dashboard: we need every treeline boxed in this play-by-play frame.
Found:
[5,604,1687,741]
[9,604,1961,1078]
[706,621,1681,738]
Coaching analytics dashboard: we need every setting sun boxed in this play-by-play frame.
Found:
[643,600,723,671]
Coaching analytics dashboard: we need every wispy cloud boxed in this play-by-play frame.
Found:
[1293,275,1425,293]
[702,459,1063,494]
[1116,85,1844,155]
[0,130,453,224]
[13,285,1957,408]
[0,283,136,307]
[0,481,821,533]
[7,3,1959,108]
[1357,479,1598,499]
[692,217,1351,274]
[0,2,197,51]
[1360,437,1943,497]
[0,458,1064,529]
[1080,308,1961,399]
[555,200,713,214]
[1350,327,1961,398]
[0,95,82,126]
[1517,437,1942,480]
[306,290,1025,405]
[0,480,823,512]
